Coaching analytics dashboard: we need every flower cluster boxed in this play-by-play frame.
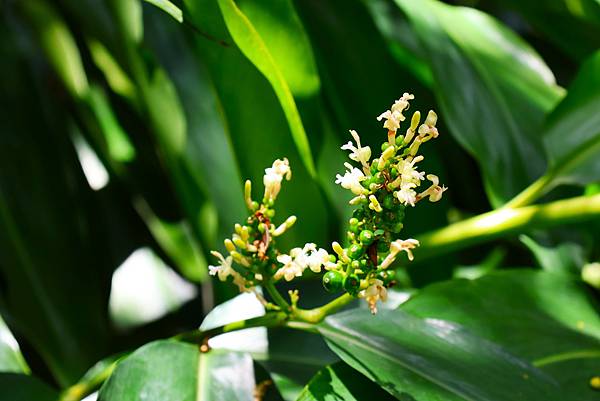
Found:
[208,93,446,315]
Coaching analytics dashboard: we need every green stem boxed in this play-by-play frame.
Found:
[502,173,555,209]
[176,312,288,344]
[414,193,600,261]
[292,293,355,324]
[264,280,291,311]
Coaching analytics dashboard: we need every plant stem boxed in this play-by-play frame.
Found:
[292,293,355,323]
[502,173,554,209]
[414,193,600,261]
[176,311,288,344]
[264,281,291,311]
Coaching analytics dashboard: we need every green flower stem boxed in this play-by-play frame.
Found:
[176,312,288,344]
[264,280,291,311]
[502,173,555,209]
[414,193,600,261]
[292,293,355,323]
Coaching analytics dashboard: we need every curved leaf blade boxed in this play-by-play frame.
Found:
[543,50,600,186]
[320,309,562,401]
[393,0,564,205]
[217,0,317,178]
[99,341,255,401]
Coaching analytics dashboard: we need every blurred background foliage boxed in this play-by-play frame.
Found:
[0,0,600,400]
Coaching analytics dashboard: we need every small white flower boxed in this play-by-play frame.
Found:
[397,156,425,185]
[209,251,234,281]
[377,110,402,132]
[306,247,330,273]
[263,158,292,202]
[379,238,420,269]
[391,93,414,119]
[359,278,388,314]
[341,130,371,168]
[395,183,418,207]
[335,162,367,195]
[417,174,447,203]
[275,252,304,281]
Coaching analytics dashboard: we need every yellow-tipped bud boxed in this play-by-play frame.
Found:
[273,215,297,236]
[368,195,383,212]
[332,241,344,257]
[410,110,421,131]
[377,146,395,170]
[224,239,236,252]
[234,223,243,235]
[232,235,246,248]
[244,180,254,210]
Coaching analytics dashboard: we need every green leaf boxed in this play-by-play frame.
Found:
[0,27,116,385]
[185,0,330,250]
[519,235,585,275]
[98,341,255,401]
[488,0,600,61]
[0,317,29,374]
[542,50,600,187]
[393,0,564,206]
[0,373,58,401]
[401,270,600,400]
[200,293,338,400]
[144,0,183,23]
[319,308,563,400]
[297,362,397,401]
[216,0,317,178]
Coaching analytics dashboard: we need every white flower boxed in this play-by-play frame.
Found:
[209,251,234,281]
[379,238,420,269]
[306,247,330,273]
[377,110,402,132]
[275,252,304,281]
[335,162,367,195]
[395,183,418,207]
[263,158,292,202]
[359,278,388,314]
[274,243,330,281]
[341,130,371,168]
[391,93,414,118]
[417,174,447,203]
[397,156,425,184]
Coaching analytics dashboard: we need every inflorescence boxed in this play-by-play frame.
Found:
[209,93,446,314]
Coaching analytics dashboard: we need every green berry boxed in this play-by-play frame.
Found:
[348,243,364,259]
[390,167,399,178]
[349,217,359,226]
[381,142,390,151]
[266,209,275,218]
[343,274,361,294]
[351,260,360,270]
[323,271,344,292]
[374,173,385,184]
[395,135,405,147]
[359,229,374,245]
[328,254,337,263]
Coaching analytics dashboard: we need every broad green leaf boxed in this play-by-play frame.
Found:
[99,341,255,401]
[0,26,116,385]
[297,362,397,401]
[144,9,247,243]
[200,293,337,400]
[393,0,564,206]
[185,0,330,250]
[520,235,585,275]
[542,50,600,187]
[0,316,29,374]
[401,270,600,400]
[488,0,600,61]
[216,0,317,178]
[0,373,57,401]
[320,308,563,400]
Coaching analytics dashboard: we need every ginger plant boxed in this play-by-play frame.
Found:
[208,93,446,318]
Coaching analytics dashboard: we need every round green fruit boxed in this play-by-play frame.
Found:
[323,271,344,292]
[343,274,361,294]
